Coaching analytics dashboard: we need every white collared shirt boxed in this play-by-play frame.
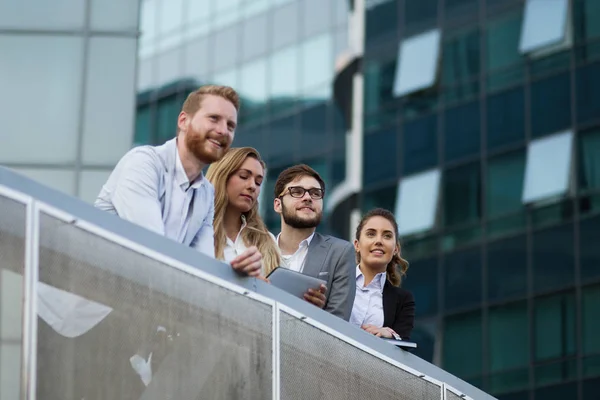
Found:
[222,216,249,262]
[276,232,315,273]
[163,150,205,243]
[350,265,387,328]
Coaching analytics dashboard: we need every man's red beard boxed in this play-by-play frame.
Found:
[184,128,228,164]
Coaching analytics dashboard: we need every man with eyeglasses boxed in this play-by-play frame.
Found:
[272,164,356,321]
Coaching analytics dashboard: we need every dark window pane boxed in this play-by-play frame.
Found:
[404,257,438,317]
[530,73,571,138]
[487,150,526,218]
[581,216,600,282]
[234,121,264,151]
[299,103,329,158]
[445,0,478,19]
[582,285,600,355]
[364,127,398,186]
[535,359,577,386]
[533,382,577,400]
[574,0,600,42]
[442,28,480,85]
[529,50,571,78]
[364,53,398,113]
[583,378,600,399]
[487,87,525,150]
[578,128,600,192]
[411,320,438,362]
[488,235,527,302]
[444,101,481,162]
[404,0,438,30]
[403,115,438,174]
[486,12,524,89]
[444,247,482,311]
[535,293,576,362]
[265,114,297,165]
[366,0,398,44]
[532,223,575,293]
[362,185,396,213]
[496,391,529,400]
[156,95,181,144]
[489,302,529,394]
[443,311,482,378]
[576,62,600,124]
[134,105,151,146]
[443,162,481,227]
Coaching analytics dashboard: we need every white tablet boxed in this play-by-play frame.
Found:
[266,267,327,299]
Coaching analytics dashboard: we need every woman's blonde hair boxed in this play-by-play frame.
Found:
[206,147,281,274]
[355,208,409,287]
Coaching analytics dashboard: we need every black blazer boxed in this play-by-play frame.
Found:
[382,281,415,341]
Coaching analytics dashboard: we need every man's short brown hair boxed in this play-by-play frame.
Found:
[274,164,326,198]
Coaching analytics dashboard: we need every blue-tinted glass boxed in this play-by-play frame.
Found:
[581,216,600,282]
[445,0,478,18]
[134,105,151,146]
[444,246,482,311]
[583,378,600,400]
[496,391,529,400]
[403,115,438,174]
[403,257,438,317]
[411,320,437,362]
[444,101,481,162]
[331,142,346,187]
[442,28,480,85]
[299,102,329,158]
[361,185,396,213]
[363,127,398,186]
[443,162,481,227]
[366,0,398,44]
[534,382,577,400]
[156,95,181,144]
[578,129,600,192]
[488,235,527,302]
[404,0,437,30]
[443,311,482,377]
[574,0,600,42]
[487,87,525,151]
[364,52,398,113]
[530,73,571,138]
[486,11,524,88]
[582,286,600,355]
[487,150,525,217]
[265,114,297,165]
[532,223,575,293]
[234,121,265,153]
[577,62,600,124]
[535,293,576,363]
[331,102,346,137]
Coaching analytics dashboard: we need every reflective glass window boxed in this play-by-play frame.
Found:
[486,12,524,89]
[487,235,527,302]
[12,168,76,196]
[486,87,525,151]
[582,285,600,356]
[241,13,269,62]
[265,114,297,165]
[444,101,480,162]
[534,383,577,400]
[443,162,481,227]
[404,0,438,29]
[403,115,438,174]
[362,186,397,214]
[0,36,83,164]
[530,72,571,138]
[158,0,183,35]
[91,0,139,31]
[184,36,210,84]
[444,247,482,311]
[443,312,482,378]
[523,131,573,204]
[403,257,438,317]
[298,103,330,158]
[578,129,600,192]
[301,33,333,90]
[532,223,575,293]
[79,170,112,204]
[156,95,182,144]
[395,169,440,236]
[576,62,600,124]
[519,0,569,54]
[574,0,600,42]
[187,0,211,23]
[0,0,84,29]
[364,52,398,113]
[272,2,300,50]
[393,29,441,97]
[270,46,300,99]
[213,25,240,71]
[239,59,268,124]
[134,106,152,146]
[487,150,525,218]
[364,127,398,186]
[581,216,600,282]
[303,0,331,38]
[442,28,480,85]
[366,0,398,43]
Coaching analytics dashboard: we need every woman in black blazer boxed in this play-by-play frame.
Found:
[349,208,415,341]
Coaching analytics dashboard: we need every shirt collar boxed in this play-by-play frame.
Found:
[276,231,315,251]
[174,146,205,190]
[355,265,387,292]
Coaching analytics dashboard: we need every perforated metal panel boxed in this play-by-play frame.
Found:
[447,388,466,400]
[36,212,272,400]
[0,195,27,400]
[279,310,443,400]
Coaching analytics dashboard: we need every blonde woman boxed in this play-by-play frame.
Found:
[206,147,281,276]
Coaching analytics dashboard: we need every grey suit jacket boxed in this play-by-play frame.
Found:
[302,233,357,321]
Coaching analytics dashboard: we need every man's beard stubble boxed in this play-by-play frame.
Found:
[281,202,322,229]
[184,127,226,164]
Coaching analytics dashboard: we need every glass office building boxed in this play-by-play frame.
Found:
[135,0,350,233]
[0,0,140,204]
[359,0,600,399]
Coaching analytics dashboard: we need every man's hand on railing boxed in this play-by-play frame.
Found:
[361,324,396,339]
[304,284,327,309]
[230,246,263,277]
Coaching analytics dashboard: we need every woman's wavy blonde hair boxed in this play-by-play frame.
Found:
[206,147,281,275]
[355,208,409,287]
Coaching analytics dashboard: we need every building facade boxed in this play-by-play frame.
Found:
[135,0,350,234]
[359,0,600,399]
[0,0,140,204]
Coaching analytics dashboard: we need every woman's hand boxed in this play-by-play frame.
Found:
[230,246,262,277]
[361,324,394,338]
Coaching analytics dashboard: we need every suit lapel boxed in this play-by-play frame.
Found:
[382,281,398,327]
[303,233,331,278]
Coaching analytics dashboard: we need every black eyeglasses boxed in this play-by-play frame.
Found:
[280,186,324,200]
